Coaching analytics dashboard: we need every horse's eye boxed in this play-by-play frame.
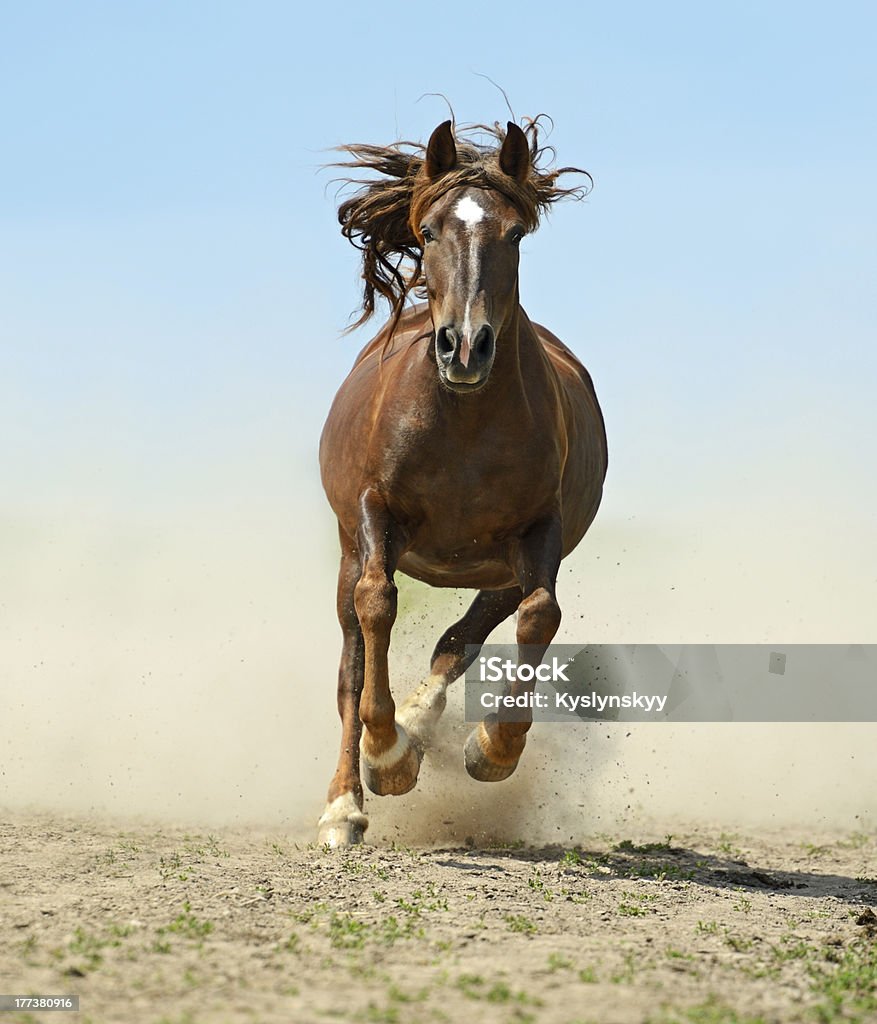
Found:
[510,228,525,245]
[421,226,435,243]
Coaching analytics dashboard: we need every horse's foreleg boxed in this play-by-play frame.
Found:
[397,587,522,751]
[354,489,420,796]
[465,516,563,782]
[317,528,369,847]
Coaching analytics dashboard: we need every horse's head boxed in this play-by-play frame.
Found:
[415,121,532,393]
[334,117,589,380]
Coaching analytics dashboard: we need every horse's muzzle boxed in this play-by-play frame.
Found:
[435,323,496,390]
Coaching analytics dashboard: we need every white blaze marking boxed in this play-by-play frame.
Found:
[454,195,485,338]
[454,194,485,226]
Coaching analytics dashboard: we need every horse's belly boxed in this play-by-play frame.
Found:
[397,550,516,590]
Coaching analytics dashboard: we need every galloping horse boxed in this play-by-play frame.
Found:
[317,118,608,846]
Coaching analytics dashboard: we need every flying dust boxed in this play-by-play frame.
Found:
[2,482,875,844]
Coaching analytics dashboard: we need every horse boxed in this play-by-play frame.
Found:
[316,117,608,846]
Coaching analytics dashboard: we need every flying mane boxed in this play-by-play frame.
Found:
[331,117,593,332]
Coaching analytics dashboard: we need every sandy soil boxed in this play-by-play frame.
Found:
[2,813,875,1024]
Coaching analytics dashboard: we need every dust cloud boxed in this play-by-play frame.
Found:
[1,491,336,831]
[2,482,875,845]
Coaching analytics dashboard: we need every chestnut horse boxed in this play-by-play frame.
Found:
[317,119,607,846]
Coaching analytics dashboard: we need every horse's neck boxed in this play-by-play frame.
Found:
[493,304,550,392]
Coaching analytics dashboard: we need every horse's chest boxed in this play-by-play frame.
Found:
[388,439,560,549]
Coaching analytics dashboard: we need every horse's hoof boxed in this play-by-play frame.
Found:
[318,820,366,848]
[316,792,368,848]
[464,722,523,782]
[361,724,421,796]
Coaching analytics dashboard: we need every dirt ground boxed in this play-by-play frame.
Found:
[2,813,876,1024]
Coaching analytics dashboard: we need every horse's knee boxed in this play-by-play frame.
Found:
[353,572,397,635]
[517,587,561,645]
[338,597,360,635]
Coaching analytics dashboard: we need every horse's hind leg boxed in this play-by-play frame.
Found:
[465,515,563,782]
[397,587,522,751]
[354,489,421,797]
[317,528,369,847]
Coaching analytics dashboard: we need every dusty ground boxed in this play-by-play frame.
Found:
[1,814,876,1024]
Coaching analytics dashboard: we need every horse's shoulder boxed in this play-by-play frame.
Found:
[351,303,432,368]
[530,320,595,390]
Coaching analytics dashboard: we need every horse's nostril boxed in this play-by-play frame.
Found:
[472,325,495,359]
[436,326,457,361]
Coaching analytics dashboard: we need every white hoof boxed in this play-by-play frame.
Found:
[317,793,368,847]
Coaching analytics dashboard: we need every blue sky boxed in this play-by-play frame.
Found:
[2,0,875,625]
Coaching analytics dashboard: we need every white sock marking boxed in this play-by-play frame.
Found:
[397,674,448,744]
[360,725,410,768]
[318,791,367,828]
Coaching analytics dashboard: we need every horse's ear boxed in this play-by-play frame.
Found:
[425,120,457,178]
[499,121,530,183]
